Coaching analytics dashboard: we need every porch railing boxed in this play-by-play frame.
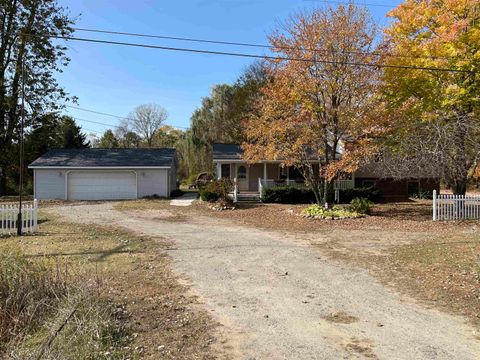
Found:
[259,179,307,190]
[259,178,354,192]
[333,179,355,190]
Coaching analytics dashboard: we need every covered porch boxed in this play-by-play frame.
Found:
[215,161,355,201]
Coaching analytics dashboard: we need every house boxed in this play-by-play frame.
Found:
[29,148,177,200]
[212,143,439,202]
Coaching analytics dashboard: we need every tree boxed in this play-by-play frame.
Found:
[243,5,380,204]
[381,0,480,195]
[127,104,168,147]
[0,0,75,194]
[59,116,90,148]
[96,129,119,148]
[187,62,268,177]
[112,120,140,148]
[152,125,184,148]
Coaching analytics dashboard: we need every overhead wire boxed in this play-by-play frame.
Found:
[65,105,189,130]
[46,35,472,74]
[72,26,453,61]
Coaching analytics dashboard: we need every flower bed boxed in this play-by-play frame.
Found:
[301,204,363,220]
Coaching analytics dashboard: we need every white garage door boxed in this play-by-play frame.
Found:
[67,171,137,200]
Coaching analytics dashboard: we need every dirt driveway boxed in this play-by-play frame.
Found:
[49,202,480,360]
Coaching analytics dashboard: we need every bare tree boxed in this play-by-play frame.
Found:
[128,104,168,147]
[373,112,480,195]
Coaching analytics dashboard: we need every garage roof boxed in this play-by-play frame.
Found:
[29,148,176,168]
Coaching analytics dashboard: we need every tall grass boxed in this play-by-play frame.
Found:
[0,247,131,359]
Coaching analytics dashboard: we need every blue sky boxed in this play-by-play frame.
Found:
[58,0,401,136]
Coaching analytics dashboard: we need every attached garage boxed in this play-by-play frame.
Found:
[29,148,177,200]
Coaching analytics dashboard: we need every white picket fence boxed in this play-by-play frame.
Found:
[432,190,480,221]
[0,199,38,234]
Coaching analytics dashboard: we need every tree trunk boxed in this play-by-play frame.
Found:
[450,178,467,196]
[312,184,323,205]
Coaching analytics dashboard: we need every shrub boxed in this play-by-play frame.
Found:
[261,186,316,204]
[199,179,233,203]
[338,186,380,204]
[348,197,374,215]
[411,190,433,200]
[185,173,198,186]
[302,204,361,219]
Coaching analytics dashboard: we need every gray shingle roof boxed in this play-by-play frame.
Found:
[212,143,244,160]
[212,143,328,161]
[29,148,176,168]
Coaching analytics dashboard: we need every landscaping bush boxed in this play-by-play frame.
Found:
[199,179,233,203]
[261,186,316,204]
[302,204,361,219]
[338,186,380,204]
[411,190,433,200]
[261,185,380,204]
[348,197,374,215]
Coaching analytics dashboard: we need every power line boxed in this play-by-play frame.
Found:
[49,35,472,74]
[65,105,189,129]
[302,0,395,9]
[73,27,454,61]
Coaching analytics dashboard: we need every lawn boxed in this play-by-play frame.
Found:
[0,210,218,359]
[115,198,480,328]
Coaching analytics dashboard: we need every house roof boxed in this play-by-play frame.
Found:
[29,148,176,168]
[212,143,337,162]
[212,143,244,160]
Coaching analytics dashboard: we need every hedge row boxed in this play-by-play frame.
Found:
[261,185,380,204]
[261,186,315,204]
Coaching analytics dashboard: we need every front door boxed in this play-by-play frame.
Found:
[237,165,249,191]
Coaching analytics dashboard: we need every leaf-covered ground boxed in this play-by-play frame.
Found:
[116,198,480,328]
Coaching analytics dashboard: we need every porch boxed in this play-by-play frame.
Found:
[215,161,355,202]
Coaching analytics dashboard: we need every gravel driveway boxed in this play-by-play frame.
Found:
[49,203,480,360]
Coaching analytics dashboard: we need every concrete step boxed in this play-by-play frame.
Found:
[236,193,261,202]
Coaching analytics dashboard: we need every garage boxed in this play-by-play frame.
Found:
[29,148,178,200]
[67,171,137,200]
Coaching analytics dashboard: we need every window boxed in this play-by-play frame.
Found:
[221,164,230,179]
[407,181,419,196]
[238,166,247,179]
[362,180,376,188]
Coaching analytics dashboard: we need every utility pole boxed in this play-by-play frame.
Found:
[17,56,25,236]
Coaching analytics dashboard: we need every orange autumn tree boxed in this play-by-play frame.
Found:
[243,5,382,204]
[381,0,480,195]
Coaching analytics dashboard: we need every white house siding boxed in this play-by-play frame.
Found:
[34,169,66,200]
[136,169,170,198]
[169,165,177,195]
[35,168,173,200]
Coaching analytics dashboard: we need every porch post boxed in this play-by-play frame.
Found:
[263,162,267,181]
[287,166,290,185]
[216,163,222,180]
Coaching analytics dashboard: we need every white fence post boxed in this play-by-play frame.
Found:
[233,178,238,203]
[432,190,437,221]
[33,199,38,232]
